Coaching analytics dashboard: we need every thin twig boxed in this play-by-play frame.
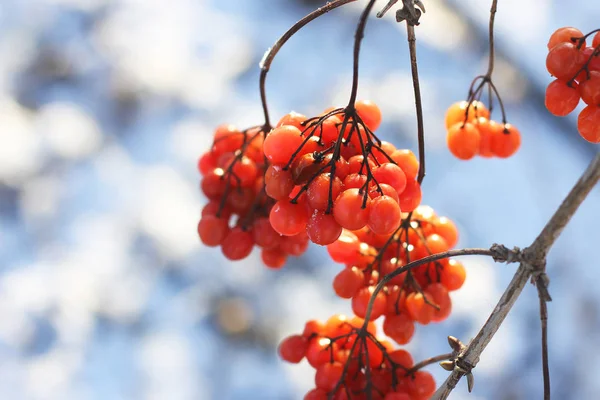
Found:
[486,0,498,76]
[347,0,378,107]
[362,247,508,323]
[539,292,550,400]
[406,352,454,376]
[406,24,426,184]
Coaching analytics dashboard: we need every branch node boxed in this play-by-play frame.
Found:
[534,272,553,302]
[489,243,522,264]
[378,0,425,25]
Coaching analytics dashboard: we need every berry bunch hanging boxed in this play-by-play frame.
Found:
[197,124,310,268]
[265,101,421,246]
[279,314,436,400]
[544,27,600,143]
[326,206,463,339]
[445,101,521,159]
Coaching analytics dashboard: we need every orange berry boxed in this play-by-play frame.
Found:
[577,105,600,143]
[491,123,521,158]
[447,122,481,160]
[445,100,490,129]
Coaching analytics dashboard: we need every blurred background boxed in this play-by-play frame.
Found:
[0,0,599,399]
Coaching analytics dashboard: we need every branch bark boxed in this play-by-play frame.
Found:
[431,153,600,400]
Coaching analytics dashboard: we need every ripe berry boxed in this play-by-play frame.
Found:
[447,122,481,160]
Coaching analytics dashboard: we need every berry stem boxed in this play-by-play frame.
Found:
[406,352,454,376]
[362,247,503,324]
[347,0,378,108]
[258,0,357,129]
[486,0,498,77]
[406,23,427,184]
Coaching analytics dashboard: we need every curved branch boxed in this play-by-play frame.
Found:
[258,0,357,128]
[363,247,506,323]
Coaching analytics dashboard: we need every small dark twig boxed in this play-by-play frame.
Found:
[406,352,454,376]
[539,287,551,400]
[406,24,426,184]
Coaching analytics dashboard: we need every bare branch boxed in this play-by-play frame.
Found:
[431,153,600,400]
[528,154,600,259]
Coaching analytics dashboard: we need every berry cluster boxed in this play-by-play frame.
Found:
[197,105,468,398]
[197,124,309,267]
[265,101,422,246]
[327,206,464,344]
[278,314,436,400]
[277,206,465,399]
[445,101,521,160]
[544,27,600,143]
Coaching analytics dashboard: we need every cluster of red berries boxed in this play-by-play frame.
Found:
[264,101,422,246]
[197,103,468,399]
[544,27,600,143]
[197,124,309,267]
[278,314,436,400]
[327,206,464,345]
[445,100,521,160]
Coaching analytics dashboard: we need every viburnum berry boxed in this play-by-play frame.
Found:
[593,31,600,48]
[545,79,581,116]
[445,100,490,128]
[221,227,255,261]
[306,211,343,245]
[579,71,600,106]
[265,165,294,200]
[333,267,365,299]
[352,286,386,320]
[440,259,467,291]
[277,111,307,130]
[547,27,585,50]
[577,105,600,143]
[546,42,583,80]
[315,362,344,391]
[263,125,303,166]
[405,291,434,325]
[269,200,309,236]
[426,283,452,322]
[307,173,343,211]
[398,179,422,212]
[278,334,308,363]
[368,195,402,235]
[261,248,287,269]
[406,371,436,400]
[304,389,327,400]
[197,216,229,247]
[383,313,415,345]
[446,122,480,160]
[372,163,407,194]
[390,149,419,181]
[491,123,521,158]
[434,216,459,248]
[333,188,371,231]
[355,99,383,131]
